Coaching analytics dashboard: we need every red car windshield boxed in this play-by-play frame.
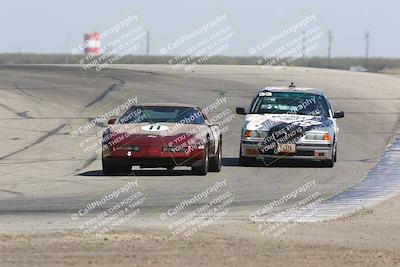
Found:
[119,106,206,124]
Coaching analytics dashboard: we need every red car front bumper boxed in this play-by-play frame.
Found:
[102,133,205,168]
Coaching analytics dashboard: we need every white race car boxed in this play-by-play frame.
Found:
[236,84,344,167]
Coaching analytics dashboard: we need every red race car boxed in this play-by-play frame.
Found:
[102,103,222,175]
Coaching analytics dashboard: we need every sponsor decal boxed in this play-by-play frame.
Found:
[140,124,169,132]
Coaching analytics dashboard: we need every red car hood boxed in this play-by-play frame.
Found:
[107,122,209,146]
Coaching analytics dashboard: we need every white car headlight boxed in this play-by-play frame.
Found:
[243,130,268,139]
[305,132,331,141]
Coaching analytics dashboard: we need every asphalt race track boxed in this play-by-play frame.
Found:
[1,64,400,231]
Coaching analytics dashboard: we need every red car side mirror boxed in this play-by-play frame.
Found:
[108,118,117,124]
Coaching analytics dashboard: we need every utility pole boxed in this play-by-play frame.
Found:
[302,30,306,58]
[365,30,370,67]
[65,34,70,64]
[327,29,333,68]
[146,30,150,55]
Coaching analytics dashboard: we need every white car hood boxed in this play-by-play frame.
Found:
[244,113,331,131]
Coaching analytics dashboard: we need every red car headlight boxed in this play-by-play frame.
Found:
[162,147,186,153]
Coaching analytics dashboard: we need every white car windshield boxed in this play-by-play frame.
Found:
[250,92,330,117]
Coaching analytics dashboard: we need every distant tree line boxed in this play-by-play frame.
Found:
[0,53,399,73]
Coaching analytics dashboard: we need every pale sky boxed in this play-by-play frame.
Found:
[1,0,397,58]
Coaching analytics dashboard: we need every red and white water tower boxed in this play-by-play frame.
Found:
[84,32,100,55]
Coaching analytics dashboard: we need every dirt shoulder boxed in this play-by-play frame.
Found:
[1,194,400,267]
